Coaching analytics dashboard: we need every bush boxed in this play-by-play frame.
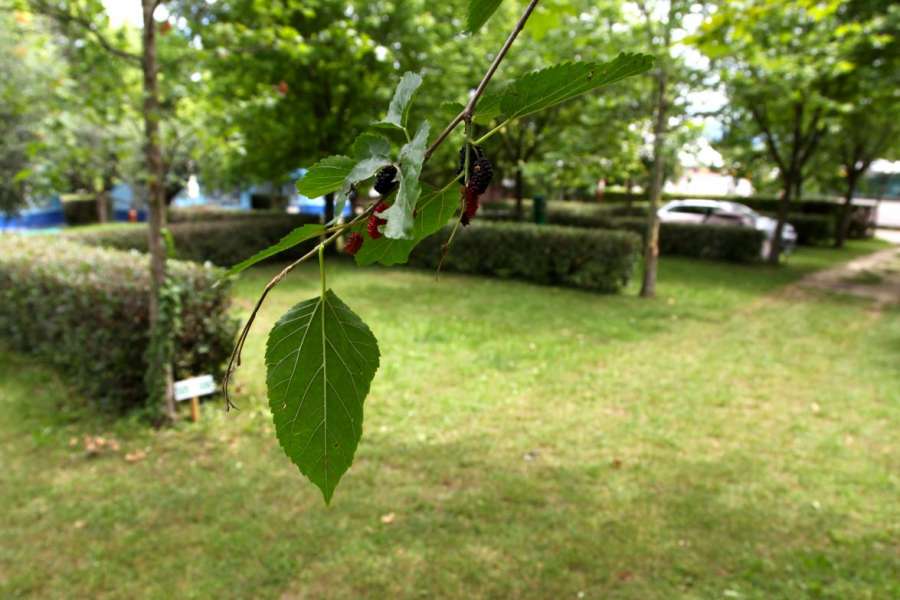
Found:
[408,222,640,293]
[610,218,765,262]
[0,236,238,411]
[786,213,835,245]
[62,194,106,226]
[167,207,290,223]
[65,215,320,267]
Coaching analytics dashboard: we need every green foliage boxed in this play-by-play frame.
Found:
[784,213,835,246]
[409,222,641,293]
[0,236,237,411]
[381,121,430,239]
[296,156,357,198]
[353,184,460,266]
[266,290,380,504]
[612,218,765,263]
[466,0,504,34]
[378,71,423,131]
[478,54,655,123]
[65,216,321,267]
[223,224,326,277]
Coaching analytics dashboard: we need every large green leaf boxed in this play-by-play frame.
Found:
[296,155,356,197]
[475,53,655,122]
[351,132,391,160]
[467,0,504,33]
[379,71,423,130]
[223,224,325,278]
[266,290,380,504]
[381,120,430,240]
[354,183,459,266]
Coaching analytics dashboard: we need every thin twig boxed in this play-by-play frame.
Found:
[424,0,542,161]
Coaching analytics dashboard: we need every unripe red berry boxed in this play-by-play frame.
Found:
[344,232,364,256]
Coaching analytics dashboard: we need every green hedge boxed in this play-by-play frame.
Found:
[65,215,320,267]
[784,213,835,245]
[408,222,641,293]
[62,195,107,226]
[167,207,290,223]
[610,217,765,262]
[0,236,238,411]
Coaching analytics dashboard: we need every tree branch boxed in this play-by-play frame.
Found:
[424,0,541,161]
[29,0,141,63]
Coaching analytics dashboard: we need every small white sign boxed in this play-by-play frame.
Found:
[174,375,216,402]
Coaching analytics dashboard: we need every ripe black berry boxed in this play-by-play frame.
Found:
[460,185,479,226]
[374,166,398,195]
[468,157,493,195]
[457,145,487,176]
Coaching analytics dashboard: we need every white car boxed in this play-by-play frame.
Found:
[658,199,797,259]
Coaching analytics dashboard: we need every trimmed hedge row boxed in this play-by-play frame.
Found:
[0,236,238,411]
[167,207,290,223]
[783,214,835,245]
[408,222,641,293]
[65,215,320,267]
[610,217,765,262]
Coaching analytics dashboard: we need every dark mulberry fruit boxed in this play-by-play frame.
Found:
[468,157,493,195]
[374,166,398,195]
[344,232,364,256]
[458,144,487,176]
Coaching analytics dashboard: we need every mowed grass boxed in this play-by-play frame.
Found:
[1,239,897,599]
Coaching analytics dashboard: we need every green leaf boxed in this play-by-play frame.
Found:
[381,120,430,240]
[379,71,423,130]
[477,53,655,123]
[472,82,510,124]
[351,133,391,160]
[266,290,380,504]
[354,183,460,266]
[222,224,325,278]
[332,156,393,224]
[297,155,356,197]
[467,0,504,34]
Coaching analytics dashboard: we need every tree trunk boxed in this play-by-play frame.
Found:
[835,173,858,249]
[142,0,175,421]
[640,68,667,299]
[96,190,109,223]
[770,174,794,264]
[514,167,524,220]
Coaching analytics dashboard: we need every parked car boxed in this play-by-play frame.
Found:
[658,199,797,259]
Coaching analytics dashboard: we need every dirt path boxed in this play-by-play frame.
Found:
[794,245,900,308]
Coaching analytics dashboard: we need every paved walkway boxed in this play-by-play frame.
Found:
[797,245,900,308]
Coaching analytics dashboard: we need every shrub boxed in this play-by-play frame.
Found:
[786,213,835,245]
[62,194,106,226]
[167,207,289,223]
[408,222,640,293]
[0,236,238,411]
[610,218,765,262]
[65,215,320,267]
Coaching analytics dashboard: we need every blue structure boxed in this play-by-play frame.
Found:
[1,168,348,231]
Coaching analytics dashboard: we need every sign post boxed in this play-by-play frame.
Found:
[173,375,216,422]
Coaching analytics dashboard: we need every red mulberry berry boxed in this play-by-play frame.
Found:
[460,185,479,226]
[344,232,364,256]
[367,202,388,239]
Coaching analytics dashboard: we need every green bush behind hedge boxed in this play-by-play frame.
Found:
[610,217,765,262]
[64,215,320,267]
[408,222,641,293]
[0,236,239,411]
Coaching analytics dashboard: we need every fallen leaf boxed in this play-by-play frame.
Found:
[380,512,396,524]
[125,450,147,463]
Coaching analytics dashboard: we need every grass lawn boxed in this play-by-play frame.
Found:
[1,240,897,599]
